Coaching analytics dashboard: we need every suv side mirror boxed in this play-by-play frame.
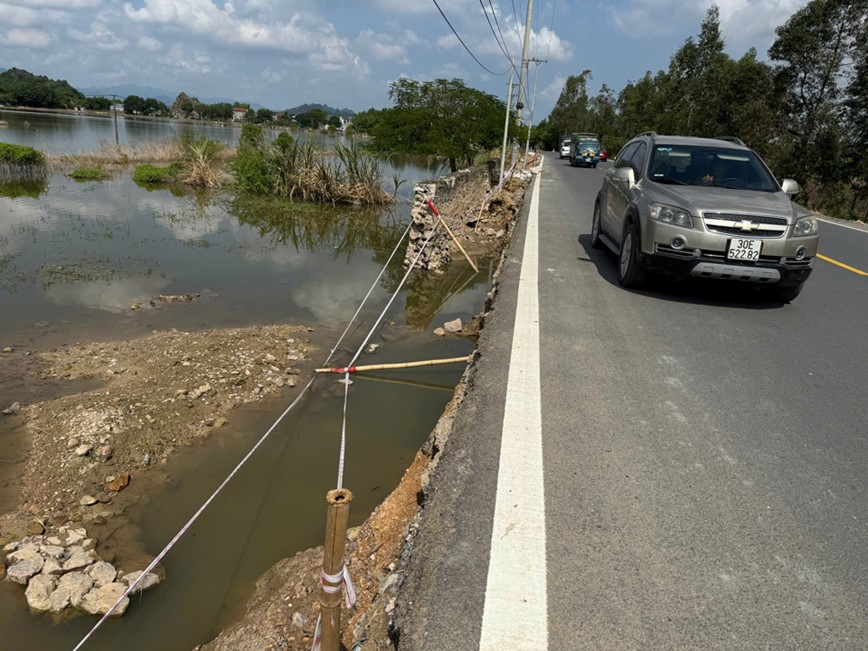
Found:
[780,178,800,195]
[614,166,636,187]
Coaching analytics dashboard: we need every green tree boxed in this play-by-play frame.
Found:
[769,0,867,183]
[548,70,593,137]
[0,68,83,108]
[351,108,382,134]
[123,95,146,114]
[84,97,112,111]
[296,109,328,128]
[370,78,505,172]
[254,108,275,123]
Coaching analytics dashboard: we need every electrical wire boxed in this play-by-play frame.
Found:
[432,0,509,76]
[545,0,557,60]
[480,0,512,62]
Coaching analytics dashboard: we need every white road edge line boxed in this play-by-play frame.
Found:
[479,162,548,650]
[818,217,868,234]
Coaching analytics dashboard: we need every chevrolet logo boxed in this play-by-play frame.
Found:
[737,220,759,232]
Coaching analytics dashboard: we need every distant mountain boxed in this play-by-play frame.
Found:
[79,84,264,110]
[80,83,175,106]
[287,103,355,117]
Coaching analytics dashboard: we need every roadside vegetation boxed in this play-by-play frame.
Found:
[533,1,868,221]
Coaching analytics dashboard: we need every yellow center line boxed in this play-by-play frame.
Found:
[816,253,868,276]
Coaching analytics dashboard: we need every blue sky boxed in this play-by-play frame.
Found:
[1,0,809,120]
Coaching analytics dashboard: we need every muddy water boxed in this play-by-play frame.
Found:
[0,170,490,649]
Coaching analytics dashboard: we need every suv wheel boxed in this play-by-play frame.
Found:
[590,203,604,249]
[618,222,647,288]
[768,283,804,303]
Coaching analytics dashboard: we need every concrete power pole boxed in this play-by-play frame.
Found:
[516,0,534,127]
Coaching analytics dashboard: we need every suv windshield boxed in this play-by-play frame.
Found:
[648,145,778,192]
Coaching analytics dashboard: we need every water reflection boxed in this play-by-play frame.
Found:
[0,179,47,198]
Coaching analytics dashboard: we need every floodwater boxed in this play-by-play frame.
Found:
[0,114,488,649]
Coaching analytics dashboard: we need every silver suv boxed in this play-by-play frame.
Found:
[592,132,819,302]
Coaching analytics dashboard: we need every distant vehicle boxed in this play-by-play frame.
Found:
[591,132,818,302]
[570,132,602,168]
[560,138,571,159]
[599,149,608,162]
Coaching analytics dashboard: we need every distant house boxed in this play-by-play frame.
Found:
[232,107,248,122]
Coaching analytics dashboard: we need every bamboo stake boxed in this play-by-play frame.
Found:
[319,488,353,651]
[316,355,471,374]
[425,198,479,273]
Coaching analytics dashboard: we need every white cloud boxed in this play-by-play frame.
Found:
[138,35,162,51]
[0,3,40,26]
[162,44,213,75]
[355,30,409,63]
[1,27,51,47]
[69,21,128,51]
[5,0,99,8]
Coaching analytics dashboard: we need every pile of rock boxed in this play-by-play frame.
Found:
[2,525,160,616]
[405,183,453,272]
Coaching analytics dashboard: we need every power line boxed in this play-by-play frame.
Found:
[480,0,512,63]
[510,0,523,44]
[432,0,508,76]
[545,0,557,60]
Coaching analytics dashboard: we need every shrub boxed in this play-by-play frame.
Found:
[133,163,180,184]
[0,143,46,182]
[0,143,45,166]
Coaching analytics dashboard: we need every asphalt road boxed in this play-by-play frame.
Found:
[394,153,867,650]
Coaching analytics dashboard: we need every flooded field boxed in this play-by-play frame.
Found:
[0,117,490,649]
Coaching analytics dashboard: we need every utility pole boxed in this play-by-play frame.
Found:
[516,0,534,127]
[500,60,515,183]
[524,59,544,158]
[111,94,120,146]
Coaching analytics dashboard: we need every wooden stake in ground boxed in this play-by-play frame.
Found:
[425,198,479,273]
[319,488,353,651]
[316,355,471,374]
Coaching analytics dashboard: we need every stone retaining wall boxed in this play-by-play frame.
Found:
[404,167,492,272]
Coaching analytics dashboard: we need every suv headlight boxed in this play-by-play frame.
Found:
[793,214,818,237]
[650,203,693,228]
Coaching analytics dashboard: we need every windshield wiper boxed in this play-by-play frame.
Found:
[656,177,686,185]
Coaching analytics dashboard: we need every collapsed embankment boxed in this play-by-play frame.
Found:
[198,164,533,650]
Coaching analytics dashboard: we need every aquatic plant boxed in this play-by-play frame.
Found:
[232,134,394,205]
[69,165,108,180]
[133,163,181,184]
[0,143,47,182]
[179,136,229,189]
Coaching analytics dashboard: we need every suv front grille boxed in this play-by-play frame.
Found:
[702,213,788,238]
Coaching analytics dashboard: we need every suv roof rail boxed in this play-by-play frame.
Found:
[637,130,658,138]
[715,135,746,146]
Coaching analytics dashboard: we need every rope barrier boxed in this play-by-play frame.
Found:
[71,214,417,651]
[334,200,442,489]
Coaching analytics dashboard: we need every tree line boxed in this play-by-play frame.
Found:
[0,68,347,130]
[533,0,867,221]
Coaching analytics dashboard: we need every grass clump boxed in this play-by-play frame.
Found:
[0,143,47,181]
[133,163,182,184]
[178,136,230,189]
[69,165,108,180]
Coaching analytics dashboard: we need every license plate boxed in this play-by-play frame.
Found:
[727,238,762,261]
